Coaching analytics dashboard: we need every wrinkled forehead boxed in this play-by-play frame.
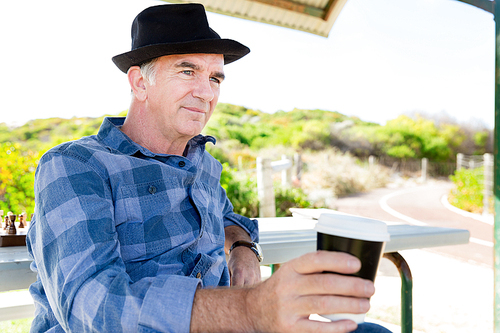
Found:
[159,53,224,67]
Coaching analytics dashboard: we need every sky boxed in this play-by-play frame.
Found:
[0,0,496,129]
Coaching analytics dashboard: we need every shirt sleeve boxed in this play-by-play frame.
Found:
[220,186,259,243]
[27,149,200,333]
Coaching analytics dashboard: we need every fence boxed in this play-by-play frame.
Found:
[257,154,453,217]
[375,156,456,178]
[456,153,493,215]
[256,153,492,217]
[257,154,302,217]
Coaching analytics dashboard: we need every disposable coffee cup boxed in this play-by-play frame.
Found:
[314,213,390,323]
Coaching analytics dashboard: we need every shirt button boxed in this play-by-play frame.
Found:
[178,161,186,167]
[196,272,201,279]
[148,185,156,194]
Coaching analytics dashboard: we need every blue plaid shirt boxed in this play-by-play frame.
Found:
[27,117,258,333]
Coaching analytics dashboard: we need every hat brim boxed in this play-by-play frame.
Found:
[112,39,250,73]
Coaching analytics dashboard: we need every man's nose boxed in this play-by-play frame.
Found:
[192,77,215,102]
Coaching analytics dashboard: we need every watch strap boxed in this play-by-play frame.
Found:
[229,240,263,262]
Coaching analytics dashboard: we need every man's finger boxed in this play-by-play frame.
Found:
[290,251,361,275]
[294,272,375,298]
[295,294,371,318]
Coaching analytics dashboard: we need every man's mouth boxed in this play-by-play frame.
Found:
[183,106,206,114]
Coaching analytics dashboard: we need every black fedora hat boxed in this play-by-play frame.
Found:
[112,3,250,73]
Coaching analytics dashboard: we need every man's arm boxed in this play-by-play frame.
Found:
[224,225,261,286]
[219,178,260,286]
[28,149,200,332]
[190,251,374,333]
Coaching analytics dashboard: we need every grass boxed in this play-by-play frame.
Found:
[0,318,33,333]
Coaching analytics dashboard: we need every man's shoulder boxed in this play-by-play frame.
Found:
[41,135,106,164]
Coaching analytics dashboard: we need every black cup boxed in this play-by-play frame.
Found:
[314,213,390,323]
[317,232,385,282]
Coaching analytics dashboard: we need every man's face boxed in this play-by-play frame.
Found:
[145,53,225,142]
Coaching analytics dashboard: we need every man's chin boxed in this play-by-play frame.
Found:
[183,122,205,137]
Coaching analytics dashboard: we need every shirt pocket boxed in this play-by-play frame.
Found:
[195,182,225,246]
[116,178,185,262]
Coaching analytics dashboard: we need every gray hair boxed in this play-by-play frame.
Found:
[140,58,159,85]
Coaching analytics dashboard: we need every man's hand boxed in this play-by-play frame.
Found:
[227,245,261,286]
[191,250,374,332]
[245,250,375,333]
[224,225,261,287]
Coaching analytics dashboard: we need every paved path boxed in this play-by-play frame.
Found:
[333,179,493,268]
[332,179,494,332]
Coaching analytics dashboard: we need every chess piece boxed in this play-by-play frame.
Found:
[5,212,13,230]
[8,214,17,235]
[19,214,25,228]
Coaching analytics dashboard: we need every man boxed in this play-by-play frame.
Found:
[27,4,391,333]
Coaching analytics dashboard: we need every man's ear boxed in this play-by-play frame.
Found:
[127,66,147,101]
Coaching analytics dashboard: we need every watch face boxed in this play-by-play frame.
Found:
[253,242,263,262]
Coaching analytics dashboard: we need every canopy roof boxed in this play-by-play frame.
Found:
[163,0,348,37]
[164,0,493,37]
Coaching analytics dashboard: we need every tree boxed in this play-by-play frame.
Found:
[0,143,41,215]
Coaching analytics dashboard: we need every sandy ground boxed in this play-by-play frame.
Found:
[367,248,493,333]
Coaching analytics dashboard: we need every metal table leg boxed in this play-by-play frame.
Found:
[383,252,413,333]
[270,263,281,274]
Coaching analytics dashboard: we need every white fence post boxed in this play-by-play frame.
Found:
[421,158,428,182]
[483,153,493,215]
[282,155,292,187]
[294,153,302,181]
[257,157,276,217]
[237,155,243,170]
[457,153,463,171]
[369,155,376,168]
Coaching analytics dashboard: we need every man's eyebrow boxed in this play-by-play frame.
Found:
[175,61,225,80]
[213,71,225,81]
[175,61,200,70]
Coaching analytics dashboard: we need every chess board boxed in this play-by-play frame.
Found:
[0,222,28,247]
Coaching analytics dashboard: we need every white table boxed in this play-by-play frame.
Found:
[0,215,470,330]
[257,217,470,265]
[257,215,470,333]
[1,217,470,279]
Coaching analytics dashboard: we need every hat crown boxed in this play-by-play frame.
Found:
[112,3,249,73]
[131,4,220,49]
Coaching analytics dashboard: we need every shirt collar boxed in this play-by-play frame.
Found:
[97,117,216,157]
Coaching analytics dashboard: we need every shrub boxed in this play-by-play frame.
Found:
[274,186,311,217]
[449,167,486,214]
[220,163,259,218]
[300,150,390,205]
[0,143,42,215]
[220,163,311,218]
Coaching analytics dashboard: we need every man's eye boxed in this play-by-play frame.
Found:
[210,77,221,84]
[182,70,194,75]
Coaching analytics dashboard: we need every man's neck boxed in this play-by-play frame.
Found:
[120,113,191,156]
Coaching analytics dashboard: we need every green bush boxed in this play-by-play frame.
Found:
[372,115,452,161]
[449,167,484,214]
[274,186,311,217]
[220,163,311,218]
[0,143,42,215]
[220,163,259,218]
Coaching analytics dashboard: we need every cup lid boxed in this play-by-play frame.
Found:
[314,213,390,242]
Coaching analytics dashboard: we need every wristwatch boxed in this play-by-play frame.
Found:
[229,240,263,262]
